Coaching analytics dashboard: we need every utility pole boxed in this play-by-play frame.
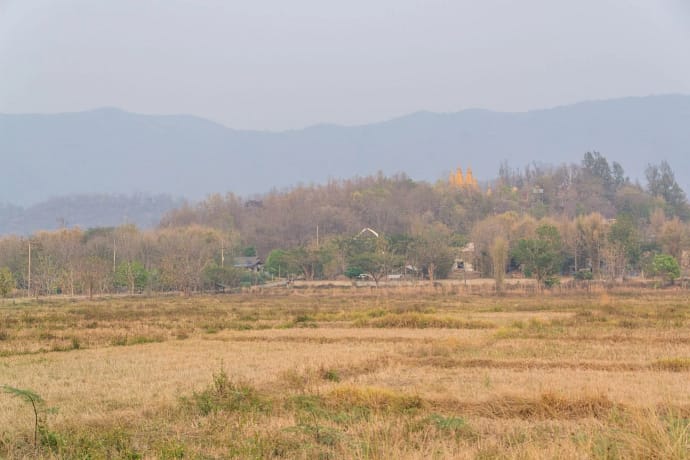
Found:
[316,224,319,249]
[27,240,31,297]
[221,239,225,268]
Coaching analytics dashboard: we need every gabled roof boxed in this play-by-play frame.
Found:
[233,256,262,268]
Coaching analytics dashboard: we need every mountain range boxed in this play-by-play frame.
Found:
[0,194,182,235]
[1,94,689,233]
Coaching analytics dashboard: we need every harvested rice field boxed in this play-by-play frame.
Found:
[1,287,689,459]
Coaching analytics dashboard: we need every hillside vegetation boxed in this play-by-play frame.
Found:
[0,153,689,298]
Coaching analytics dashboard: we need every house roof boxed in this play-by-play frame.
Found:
[233,256,263,268]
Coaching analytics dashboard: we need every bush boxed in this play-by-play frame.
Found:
[0,267,15,297]
[184,367,269,415]
[574,269,593,281]
[651,254,680,285]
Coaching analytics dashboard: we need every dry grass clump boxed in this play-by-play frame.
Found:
[324,386,425,413]
[592,408,690,459]
[650,357,690,372]
[181,366,270,416]
[441,392,615,420]
[357,312,495,329]
[404,356,647,372]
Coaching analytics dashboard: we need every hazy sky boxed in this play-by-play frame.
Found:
[1,0,689,130]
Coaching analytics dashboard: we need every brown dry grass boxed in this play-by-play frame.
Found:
[0,288,689,458]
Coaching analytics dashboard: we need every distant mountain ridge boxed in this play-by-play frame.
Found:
[0,194,182,235]
[2,94,689,210]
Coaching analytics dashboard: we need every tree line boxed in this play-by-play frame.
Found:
[0,153,688,297]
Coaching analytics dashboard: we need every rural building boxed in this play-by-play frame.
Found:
[454,242,475,272]
[233,256,263,271]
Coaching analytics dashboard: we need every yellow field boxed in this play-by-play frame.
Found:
[1,288,689,459]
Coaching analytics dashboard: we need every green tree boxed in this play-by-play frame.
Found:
[283,246,335,281]
[606,215,640,280]
[646,161,689,218]
[264,249,299,278]
[0,267,15,297]
[651,254,680,286]
[410,225,455,282]
[582,151,614,196]
[512,224,563,287]
[202,264,244,290]
[242,246,257,257]
[114,261,149,294]
[343,233,401,286]
[265,244,337,280]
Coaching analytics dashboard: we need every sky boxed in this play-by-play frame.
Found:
[1,0,689,130]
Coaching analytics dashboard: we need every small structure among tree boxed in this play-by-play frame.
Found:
[233,256,263,272]
[453,242,475,272]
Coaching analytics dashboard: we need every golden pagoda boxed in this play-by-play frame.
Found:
[465,167,478,188]
[455,167,464,186]
[449,166,479,189]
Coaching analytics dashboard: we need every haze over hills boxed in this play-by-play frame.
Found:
[0,194,183,235]
[1,94,689,234]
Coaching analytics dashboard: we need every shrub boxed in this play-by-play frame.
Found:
[651,254,681,285]
[184,367,268,415]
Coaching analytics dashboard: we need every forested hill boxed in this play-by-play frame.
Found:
[0,194,182,235]
[1,94,690,206]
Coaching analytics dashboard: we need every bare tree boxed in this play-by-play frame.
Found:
[490,236,508,292]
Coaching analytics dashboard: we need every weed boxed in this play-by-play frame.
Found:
[1,385,54,448]
[111,335,128,346]
[229,431,304,458]
[294,314,314,323]
[158,440,186,459]
[130,335,158,345]
[359,312,494,329]
[453,392,615,420]
[291,422,341,447]
[39,427,64,453]
[109,335,165,346]
[325,386,424,414]
[184,366,269,415]
[320,367,341,382]
[650,357,690,372]
[494,326,518,339]
[619,319,640,329]
[75,427,142,459]
[591,433,620,459]
[412,413,479,442]
[601,409,690,459]
[280,368,318,393]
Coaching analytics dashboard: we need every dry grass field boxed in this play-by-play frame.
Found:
[1,286,689,459]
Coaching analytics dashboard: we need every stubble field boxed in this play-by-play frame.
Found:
[1,286,689,459]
